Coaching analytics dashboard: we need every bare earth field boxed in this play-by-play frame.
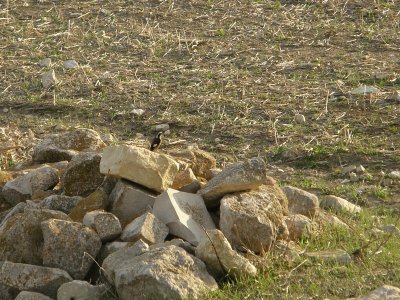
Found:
[1,0,400,299]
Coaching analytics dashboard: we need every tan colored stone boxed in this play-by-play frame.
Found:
[100,145,179,193]
[32,128,106,163]
[200,157,267,208]
[167,147,217,180]
[103,245,218,300]
[220,185,287,253]
[172,167,197,190]
[195,229,257,279]
[320,195,361,214]
[121,212,168,245]
[68,189,108,222]
[282,186,319,218]
[285,214,313,240]
[15,291,53,300]
[349,285,400,300]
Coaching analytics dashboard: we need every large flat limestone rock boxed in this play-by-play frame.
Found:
[100,145,179,193]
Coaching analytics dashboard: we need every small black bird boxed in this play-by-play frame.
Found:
[150,132,163,151]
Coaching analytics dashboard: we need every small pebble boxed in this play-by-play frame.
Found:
[356,165,365,173]
[349,172,358,182]
[130,109,145,116]
[64,60,78,69]
[294,114,306,124]
[387,170,400,180]
[41,70,58,88]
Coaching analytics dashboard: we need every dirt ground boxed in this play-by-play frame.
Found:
[1,0,399,202]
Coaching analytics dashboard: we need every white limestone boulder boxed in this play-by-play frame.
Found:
[120,212,168,245]
[103,245,217,300]
[220,184,288,253]
[32,128,106,163]
[153,188,216,245]
[0,261,72,298]
[200,157,267,208]
[109,179,156,227]
[2,166,59,206]
[282,186,319,218]
[100,145,179,193]
[41,219,102,279]
[195,229,257,279]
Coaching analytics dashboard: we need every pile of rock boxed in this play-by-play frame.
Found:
[0,128,362,300]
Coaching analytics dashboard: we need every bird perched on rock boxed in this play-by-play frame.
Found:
[150,132,163,151]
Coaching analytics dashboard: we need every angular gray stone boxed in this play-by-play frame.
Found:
[304,249,353,265]
[83,210,122,242]
[41,70,57,89]
[2,166,59,206]
[220,185,288,253]
[320,195,361,214]
[285,214,313,240]
[100,145,179,193]
[98,241,130,262]
[282,186,319,218]
[102,240,149,278]
[0,209,70,265]
[41,219,102,279]
[57,280,107,300]
[63,60,78,69]
[15,291,53,300]
[120,212,168,245]
[61,152,104,197]
[109,179,156,227]
[151,238,196,255]
[36,195,82,214]
[103,245,217,300]
[0,261,72,298]
[195,229,257,279]
[32,128,106,164]
[153,188,216,245]
[349,285,400,300]
[200,157,267,208]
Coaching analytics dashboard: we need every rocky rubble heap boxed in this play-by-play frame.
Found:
[0,128,373,300]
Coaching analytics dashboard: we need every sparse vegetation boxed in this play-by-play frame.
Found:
[1,0,400,299]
